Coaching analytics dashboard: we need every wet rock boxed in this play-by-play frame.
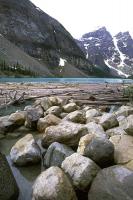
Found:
[99,113,119,130]
[88,166,133,200]
[10,134,41,166]
[32,166,77,200]
[44,142,74,168]
[0,153,19,200]
[37,114,61,133]
[63,103,78,113]
[0,116,15,134]
[110,135,133,170]
[61,153,100,191]
[84,137,114,167]
[64,110,86,123]
[46,106,62,117]
[42,121,88,147]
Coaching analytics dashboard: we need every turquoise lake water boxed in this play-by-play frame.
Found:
[0,77,133,83]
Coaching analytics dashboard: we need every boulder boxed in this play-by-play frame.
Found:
[0,116,15,134]
[9,111,26,126]
[46,106,62,117]
[60,112,68,119]
[43,142,74,168]
[106,127,127,137]
[42,121,88,147]
[86,109,101,123]
[77,134,95,155]
[117,115,127,126]
[63,103,78,113]
[121,115,133,135]
[37,114,61,133]
[32,166,77,200]
[48,96,64,106]
[0,153,19,200]
[26,108,41,129]
[10,134,41,166]
[115,105,133,117]
[84,137,114,167]
[61,153,100,191]
[85,122,107,139]
[40,97,52,111]
[99,113,119,130]
[64,110,86,124]
[88,166,133,200]
[110,135,133,170]
[34,105,44,118]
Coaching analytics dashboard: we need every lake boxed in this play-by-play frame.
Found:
[0,77,133,83]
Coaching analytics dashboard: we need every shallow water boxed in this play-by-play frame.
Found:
[0,77,133,83]
[0,135,42,200]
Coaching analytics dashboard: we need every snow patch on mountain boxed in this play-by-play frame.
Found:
[105,60,129,78]
[113,37,126,66]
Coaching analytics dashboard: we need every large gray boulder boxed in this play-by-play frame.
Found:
[42,121,88,147]
[26,108,41,129]
[84,137,114,167]
[88,166,133,200]
[61,153,100,191]
[0,153,19,200]
[32,166,77,200]
[99,113,119,130]
[10,134,41,166]
[37,114,61,133]
[43,142,74,168]
[110,135,133,170]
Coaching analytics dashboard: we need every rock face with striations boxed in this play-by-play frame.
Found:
[0,0,95,77]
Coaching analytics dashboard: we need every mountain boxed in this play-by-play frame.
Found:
[0,0,99,77]
[76,27,133,77]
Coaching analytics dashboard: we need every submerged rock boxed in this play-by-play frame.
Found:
[61,153,100,191]
[10,134,41,166]
[88,166,133,200]
[32,166,77,200]
[0,153,19,200]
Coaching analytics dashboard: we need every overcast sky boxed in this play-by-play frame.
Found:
[31,0,133,39]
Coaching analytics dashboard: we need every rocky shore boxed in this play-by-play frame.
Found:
[0,86,133,200]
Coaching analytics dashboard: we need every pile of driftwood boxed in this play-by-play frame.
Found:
[0,89,27,109]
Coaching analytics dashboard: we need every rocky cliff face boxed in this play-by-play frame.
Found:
[76,27,133,77]
[0,0,96,77]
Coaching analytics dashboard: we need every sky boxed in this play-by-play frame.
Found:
[31,0,133,39]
